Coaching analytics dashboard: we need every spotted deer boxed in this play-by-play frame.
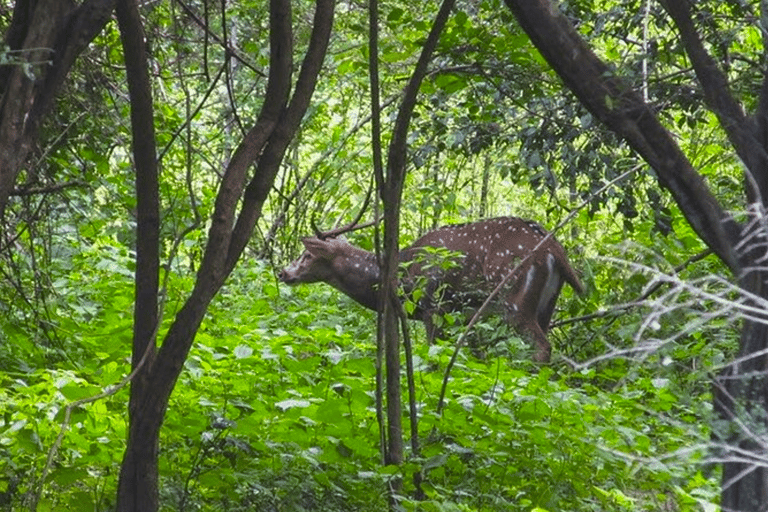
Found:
[278,217,584,362]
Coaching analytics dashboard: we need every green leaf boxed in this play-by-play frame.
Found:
[275,399,310,411]
[234,344,253,359]
[60,382,102,401]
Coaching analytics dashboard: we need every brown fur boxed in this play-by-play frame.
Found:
[279,217,583,362]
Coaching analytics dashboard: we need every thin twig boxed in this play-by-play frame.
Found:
[436,165,639,414]
[10,181,86,196]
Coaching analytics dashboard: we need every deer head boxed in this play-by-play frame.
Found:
[278,236,382,310]
[278,217,584,362]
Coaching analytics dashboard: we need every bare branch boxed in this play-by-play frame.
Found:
[10,181,86,196]
[502,0,742,275]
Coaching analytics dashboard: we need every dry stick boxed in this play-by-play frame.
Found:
[553,247,714,331]
[173,0,263,76]
[436,166,638,415]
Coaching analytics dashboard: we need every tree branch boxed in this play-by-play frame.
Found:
[660,0,768,203]
[10,180,86,196]
[226,0,336,272]
[502,0,742,275]
[195,0,293,288]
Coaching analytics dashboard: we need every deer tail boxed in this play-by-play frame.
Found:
[560,259,585,295]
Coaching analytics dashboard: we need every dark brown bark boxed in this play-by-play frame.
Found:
[0,0,115,215]
[714,306,768,511]
[114,0,160,508]
[113,1,335,510]
[378,0,455,494]
[502,1,768,509]
[195,0,293,290]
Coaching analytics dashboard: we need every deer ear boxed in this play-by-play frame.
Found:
[301,237,336,258]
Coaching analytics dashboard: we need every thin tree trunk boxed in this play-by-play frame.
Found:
[379,0,455,503]
[114,0,161,504]
[113,2,334,509]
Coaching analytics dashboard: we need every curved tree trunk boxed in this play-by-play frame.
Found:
[113,1,335,510]
[502,0,768,508]
[377,1,455,502]
[0,0,116,216]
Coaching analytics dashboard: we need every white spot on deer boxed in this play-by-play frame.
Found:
[280,216,582,364]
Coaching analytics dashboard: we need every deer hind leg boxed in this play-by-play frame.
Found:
[519,322,551,363]
[504,262,553,363]
[503,301,551,362]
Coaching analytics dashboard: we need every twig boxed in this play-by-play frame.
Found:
[10,181,86,196]
[552,247,713,329]
[436,165,639,414]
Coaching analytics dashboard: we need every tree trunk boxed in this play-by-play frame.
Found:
[116,429,160,512]
[714,264,768,511]
[117,296,211,512]
[377,0,455,503]
[0,0,115,215]
[502,0,768,508]
[114,0,161,505]
[113,1,335,509]
[479,153,490,218]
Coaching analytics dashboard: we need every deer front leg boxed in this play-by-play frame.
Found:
[422,312,444,345]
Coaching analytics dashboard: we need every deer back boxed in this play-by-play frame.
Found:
[400,217,583,327]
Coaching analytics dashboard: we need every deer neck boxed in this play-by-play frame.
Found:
[329,248,381,311]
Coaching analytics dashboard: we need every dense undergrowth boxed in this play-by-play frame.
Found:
[1,247,722,511]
